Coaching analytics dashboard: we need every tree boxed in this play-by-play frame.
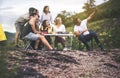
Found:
[89,0,95,8]
[83,0,95,11]
[56,10,73,25]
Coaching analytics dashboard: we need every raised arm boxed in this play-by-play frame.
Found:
[87,9,97,21]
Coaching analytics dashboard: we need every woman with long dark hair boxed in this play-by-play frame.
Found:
[40,20,53,45]
[40,6,53,24]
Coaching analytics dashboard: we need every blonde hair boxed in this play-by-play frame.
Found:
[55,17,62,25]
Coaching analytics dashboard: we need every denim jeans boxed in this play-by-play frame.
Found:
[79,30,101,50]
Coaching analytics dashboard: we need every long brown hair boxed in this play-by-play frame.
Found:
[43,6,50,13]
[42,20,48,30]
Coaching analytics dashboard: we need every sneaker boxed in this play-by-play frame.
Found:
[54,47,58,51]
[100,47,105,51]
[98,44,104,51]
[63,47,68,51]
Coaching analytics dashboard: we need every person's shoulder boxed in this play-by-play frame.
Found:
[52,24,56,28]
[61,24,65,27]
[82,19,87,22]
[74,25,77,26]
[74,25,79,27]
[29,19,35,25]
[42,12,51,15]
[47,12,52,16]
[41,12,45,15]
[61,24,65,26]
[82,19,87,21]
[20,13,28,18]
[49,12,52,15]
[15,16,23,23]
[17,13,28,19]
[80,19,87,24]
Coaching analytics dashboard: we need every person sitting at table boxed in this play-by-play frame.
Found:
[21,12,53,50]
[53,17,67,51]
[74,9,104,51]
[30,16,43,50]
[40,20,53,45]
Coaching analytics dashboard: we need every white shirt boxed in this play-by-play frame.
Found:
[40,12,53,24]
[53,24,66,32]
[74,19,89,35]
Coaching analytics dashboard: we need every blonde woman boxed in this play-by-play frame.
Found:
[54,17,67,51]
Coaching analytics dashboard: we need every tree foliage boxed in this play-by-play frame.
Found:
[56,10,74,28]
[83,0,96,11]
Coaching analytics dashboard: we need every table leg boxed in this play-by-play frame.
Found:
[70,36,73,50]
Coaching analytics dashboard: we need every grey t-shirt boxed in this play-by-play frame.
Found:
[15,13,29,26]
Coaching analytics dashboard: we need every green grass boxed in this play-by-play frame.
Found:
[66,18,120,49]
[0,42,17,78]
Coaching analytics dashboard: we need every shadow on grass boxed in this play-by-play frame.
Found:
[8,49,80,78]
[16,66,47,78]
[0,42,16,78]
[24,51,80,70]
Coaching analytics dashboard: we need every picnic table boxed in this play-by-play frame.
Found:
[44,34,74,50]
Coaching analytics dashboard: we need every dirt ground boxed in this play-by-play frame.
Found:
[8,49,120,78]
